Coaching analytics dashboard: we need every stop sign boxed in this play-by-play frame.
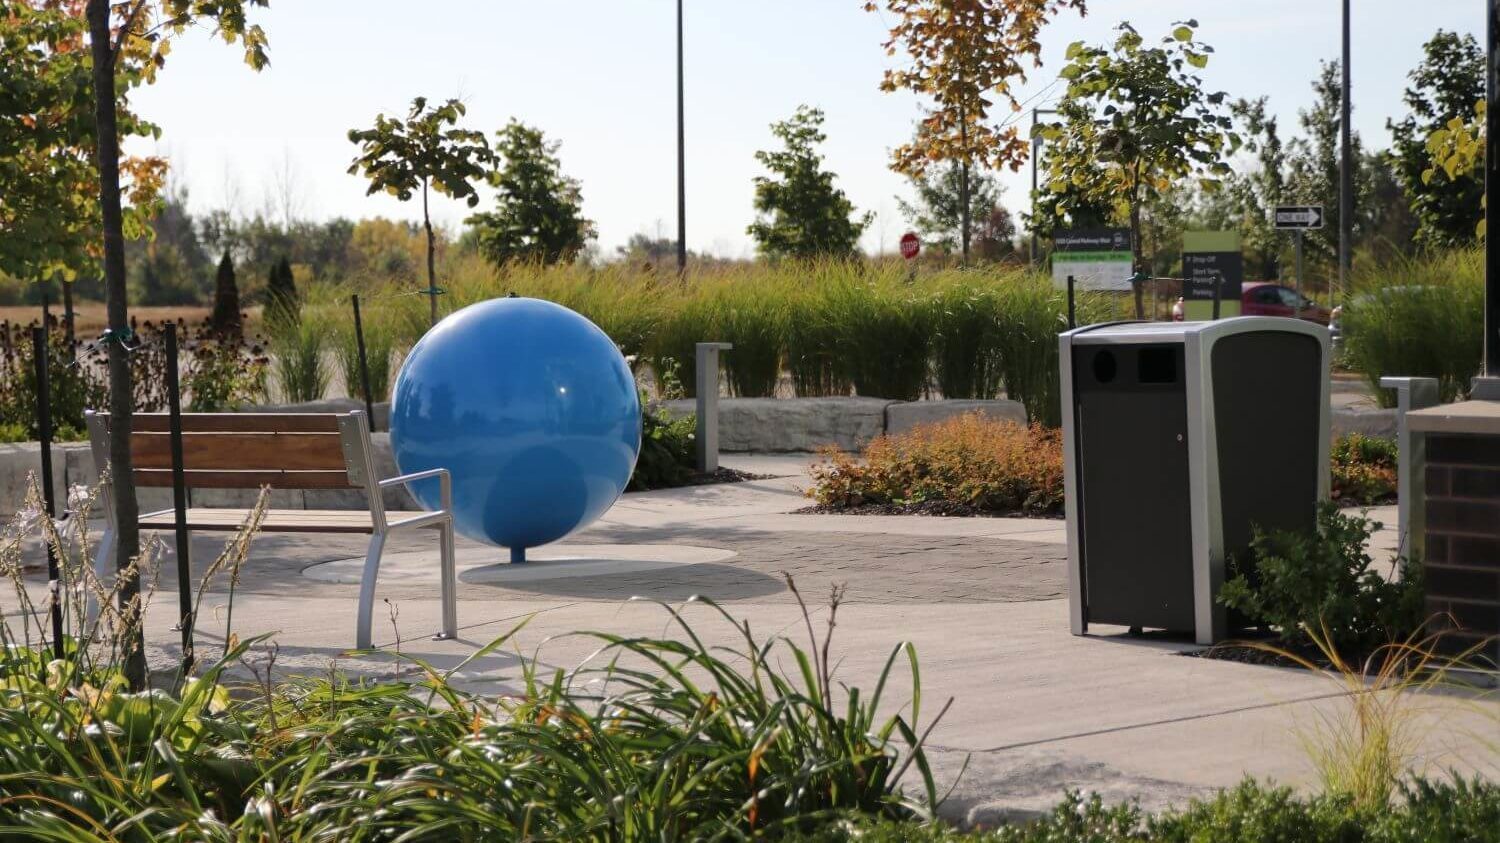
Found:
[899,231,921,260]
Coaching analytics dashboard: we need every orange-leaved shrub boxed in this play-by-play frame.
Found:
[807,414,1064,515]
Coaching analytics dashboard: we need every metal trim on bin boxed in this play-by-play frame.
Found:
[1060,317,1331,645]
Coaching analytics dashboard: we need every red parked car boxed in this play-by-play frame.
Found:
[1238,282,1331,324]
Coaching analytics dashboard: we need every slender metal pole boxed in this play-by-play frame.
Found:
[32,326,65,662]
[164,324,193,669]
[1066,275,1076,329]
[675,0,687,273]
[1338,0,1352,302]
[1294,230,1305,319]
[1487,0,1500,375]
[352,295,376,430]
[1031,110,1040,266]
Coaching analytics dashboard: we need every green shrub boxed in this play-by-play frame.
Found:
[824,275,933,400]
[931,281,1004,399]
[1331,434,1398,505]
[184,327,269,411]
[1343,249,1483,405]
[809,414,1065,516]
[795,778,1500,842]
[334,309,394,405]
[717,280,783,397]
[784,278,851,397]
[0,324,105,439]
[0,492,942,839]
[1218,503,1426,657]
[270,316,331,403]
[630,401,696,491]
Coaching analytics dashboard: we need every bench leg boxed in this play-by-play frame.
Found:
[435,520,457,641]
[355,532,386,650]
[85,528,115,630]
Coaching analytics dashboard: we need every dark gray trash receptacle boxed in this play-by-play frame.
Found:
[1059,317,1330,644]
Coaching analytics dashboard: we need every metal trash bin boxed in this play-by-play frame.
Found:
[1059,317,1330,644]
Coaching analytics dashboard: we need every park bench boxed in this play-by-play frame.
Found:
[84,409,455,650]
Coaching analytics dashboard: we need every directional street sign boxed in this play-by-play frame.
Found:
[1274,205,1325,229]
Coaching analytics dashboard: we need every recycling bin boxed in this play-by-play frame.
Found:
[1059,317,1330,644]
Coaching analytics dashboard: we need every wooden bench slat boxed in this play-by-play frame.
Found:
[124,413,343,433]
[139,508,388,534]
[132,469,355,489]
[132,432,349,472]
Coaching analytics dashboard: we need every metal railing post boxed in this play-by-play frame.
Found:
[694,342,732,473]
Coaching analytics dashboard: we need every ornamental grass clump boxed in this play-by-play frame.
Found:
[809,414,1065,515]
[0,475,947,839]
[1343,249,1484,405]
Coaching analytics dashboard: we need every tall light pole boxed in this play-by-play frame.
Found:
[1030,107,1057,267]
[1486,0,1500,378]
[676,0,687,273]
[1338,0,1352,300]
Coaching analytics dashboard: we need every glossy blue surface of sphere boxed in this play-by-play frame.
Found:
[389,297,641,551]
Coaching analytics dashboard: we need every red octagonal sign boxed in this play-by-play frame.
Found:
[899,231,921,260]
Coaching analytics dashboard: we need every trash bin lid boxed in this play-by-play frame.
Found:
[1063,316,1327,346]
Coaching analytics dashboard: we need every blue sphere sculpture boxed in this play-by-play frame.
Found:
[389,297,641,559]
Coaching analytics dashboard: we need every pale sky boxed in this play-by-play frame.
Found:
[127,1,1487,259]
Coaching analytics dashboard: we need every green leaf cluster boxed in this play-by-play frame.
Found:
[1218,503,1426,657]
[748,105,872,259]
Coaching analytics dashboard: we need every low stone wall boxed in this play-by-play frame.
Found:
[1331,406,1397,440]
[0,397,1395,516]
[661,397,1029,453]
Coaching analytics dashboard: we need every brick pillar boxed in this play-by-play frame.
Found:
[1423,433,1500,666]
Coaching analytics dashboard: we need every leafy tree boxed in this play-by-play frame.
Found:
[465,120,596,266]
[1389,30,1484,248]
[347,97,492,325]
[0,0,163,342]
[1038,20,1238,316]
[1425,100,1485,240]
[264,255,297,327]
[1283,60,1377,278]
[85,0,269,689]
[868,0,1088,263]
[898,157,1013,260]
[747,106,871,259]
[210,250,240,333]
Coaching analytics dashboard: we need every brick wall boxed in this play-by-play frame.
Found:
[1423,433,1500,667]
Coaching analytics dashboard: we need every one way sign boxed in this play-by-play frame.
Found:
[1274,205,1324,229]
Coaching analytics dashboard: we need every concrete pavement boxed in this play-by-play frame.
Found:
[3,454,1494,826]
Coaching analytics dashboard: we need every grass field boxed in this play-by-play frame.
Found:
[0,303,261,335]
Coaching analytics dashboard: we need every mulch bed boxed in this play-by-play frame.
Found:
[686,467,771,486]
[793,500,1062,519]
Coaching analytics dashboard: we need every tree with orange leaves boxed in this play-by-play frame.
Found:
[866,0,1087,263]
[0,0,163,342]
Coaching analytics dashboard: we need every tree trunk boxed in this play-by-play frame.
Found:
[88,0,146,690]
[959,161,971,266]
[62,280,76,350]
[958,100,971,266]
[1129,166,1144,319]
[422,179,437,327]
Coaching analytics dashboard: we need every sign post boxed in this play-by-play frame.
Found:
[1274,205,1324,321]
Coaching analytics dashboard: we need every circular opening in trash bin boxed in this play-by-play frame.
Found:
[1092,350,1117,383]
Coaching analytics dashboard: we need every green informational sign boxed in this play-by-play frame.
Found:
[1180,230,1243,320]
[1051,229,1133,291]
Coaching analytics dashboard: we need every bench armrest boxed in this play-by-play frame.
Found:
[379,467,451,512]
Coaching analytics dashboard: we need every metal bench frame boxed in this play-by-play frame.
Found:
[85,409,456,649]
